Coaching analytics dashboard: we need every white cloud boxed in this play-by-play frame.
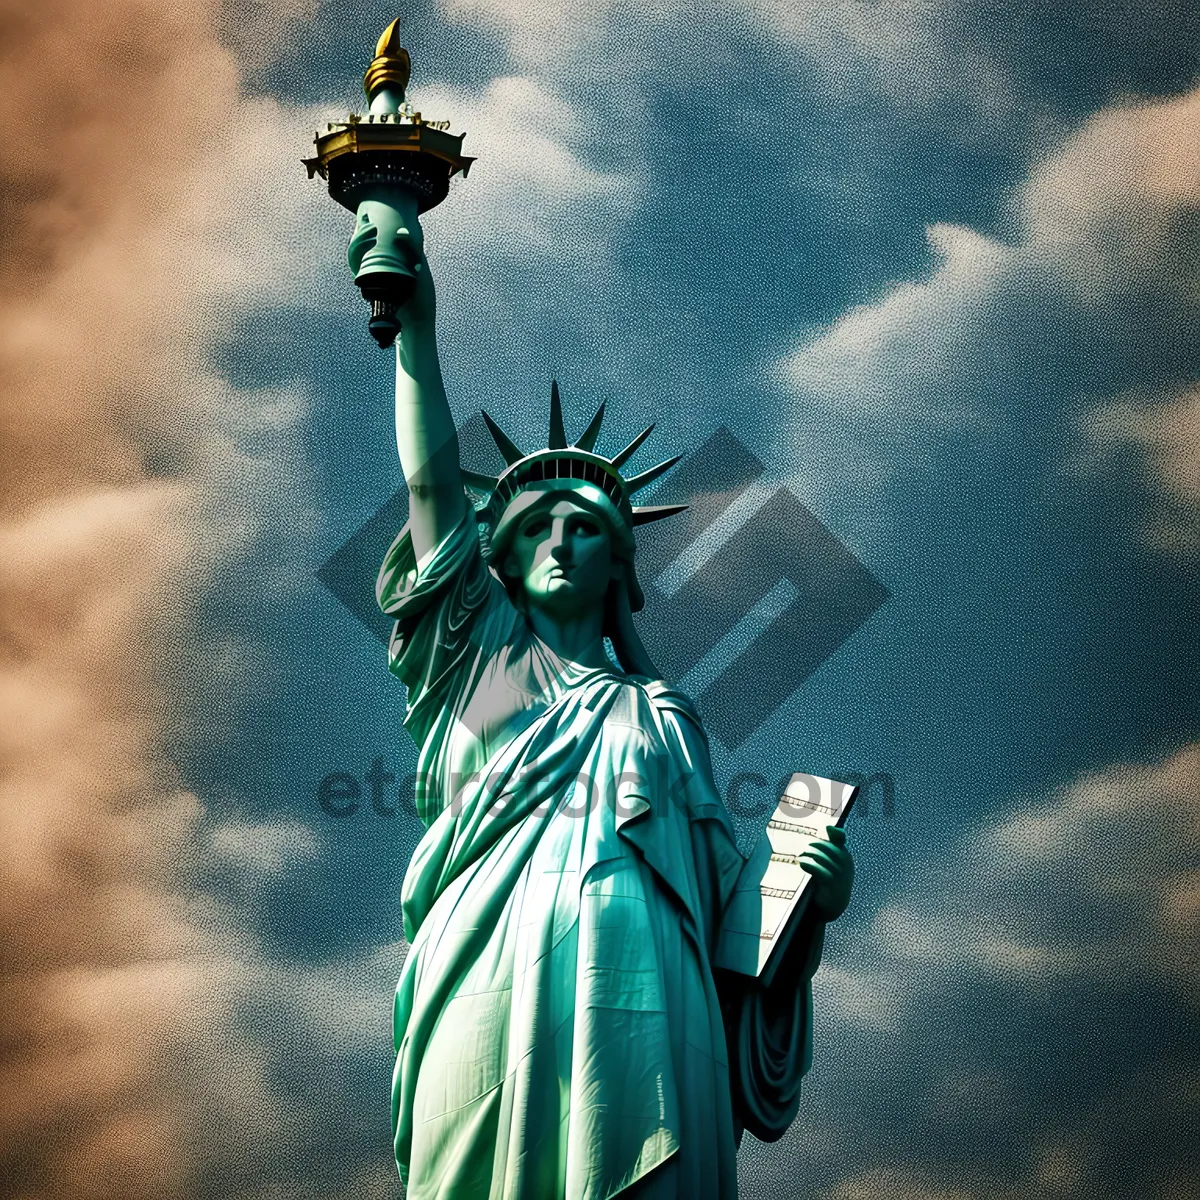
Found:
[767,84,1200,548]
[817,742,1200,1038]
[1083,385,1200,504]
[740,745,1200,1198]
[775,82,1200,378]
[179,95,347,311]
[737,0,1015,113]
[438,0,1016,113]
[209,817,322,876]
[1078,383,1200,554]
[162,73,638,330]
[282,939,407,1053]
[439,0,625,71]
[823,1168,981,1200]
[417,74,638,261]
[1020,87,1200,296]
[775,222,1013,423]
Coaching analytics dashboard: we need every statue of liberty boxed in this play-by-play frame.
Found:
[308,21,855,1195]
[370,236,855,1196]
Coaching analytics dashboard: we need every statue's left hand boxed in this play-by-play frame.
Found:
[799,825,854,922]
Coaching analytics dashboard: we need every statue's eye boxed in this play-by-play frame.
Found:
[570,518,599,537]
[522,518,549,538]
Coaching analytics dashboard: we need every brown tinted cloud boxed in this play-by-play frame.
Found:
[0,1,330,1196]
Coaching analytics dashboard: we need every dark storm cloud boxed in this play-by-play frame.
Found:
[0,1,355,1196]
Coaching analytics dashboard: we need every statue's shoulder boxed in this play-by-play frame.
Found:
[625,678,708,750]
[631,678,730,824]
[639,677,701,719]
[597,674,700,734]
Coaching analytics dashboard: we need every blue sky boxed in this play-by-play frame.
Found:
[162,3,1199,1196]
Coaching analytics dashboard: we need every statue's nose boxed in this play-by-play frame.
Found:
[549,525,572,561]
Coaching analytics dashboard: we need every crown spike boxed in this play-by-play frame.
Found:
[548,380,567,450]
[632,503,689,525]
[574,401,605,452]
[481,410,527,465]
[625,455,682,494]
[610,423,656,469]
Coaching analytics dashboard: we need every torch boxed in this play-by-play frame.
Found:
[303,18,474,348]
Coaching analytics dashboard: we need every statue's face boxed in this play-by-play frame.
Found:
[501,497,616,618]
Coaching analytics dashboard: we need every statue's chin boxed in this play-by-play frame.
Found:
[527,581,605,620]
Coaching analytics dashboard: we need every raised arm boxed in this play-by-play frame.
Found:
[393,238,467,563]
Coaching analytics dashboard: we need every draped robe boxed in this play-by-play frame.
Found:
[378,506,826,1199]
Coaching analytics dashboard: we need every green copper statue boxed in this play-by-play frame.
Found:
[312,20,854,1198]
[377,260,854,1198]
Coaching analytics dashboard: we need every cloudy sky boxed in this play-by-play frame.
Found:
[1,1,1196,1197]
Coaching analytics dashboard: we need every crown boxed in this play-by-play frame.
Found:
[463,381,688,560]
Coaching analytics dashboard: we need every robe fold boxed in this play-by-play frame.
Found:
[377,506,825,1199]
